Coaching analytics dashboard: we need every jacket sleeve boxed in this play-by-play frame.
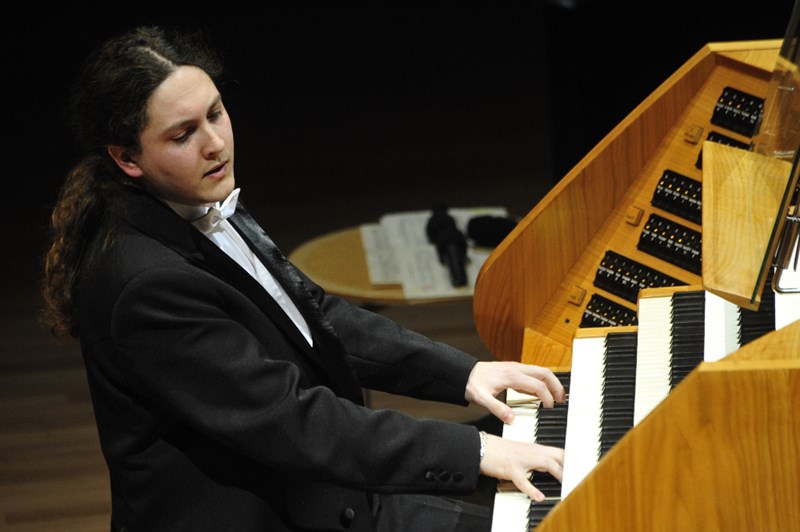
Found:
[108,262,482,495]
[294,265,481,405]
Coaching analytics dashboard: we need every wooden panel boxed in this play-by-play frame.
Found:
[702,142,794,309]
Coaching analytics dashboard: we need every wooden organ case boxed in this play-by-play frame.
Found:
[474,39,800,531]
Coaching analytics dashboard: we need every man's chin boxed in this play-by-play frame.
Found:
[212,174,236,200]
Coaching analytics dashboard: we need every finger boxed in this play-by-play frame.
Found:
[530,445,565,481]
[528,366,566,403]
[515,374,555,407]
[518,366,565,406]
[540,456,564,482]
[514,474,545,502]
[543,371,567,403]
[533,442,565,463]
[484,394,514,424]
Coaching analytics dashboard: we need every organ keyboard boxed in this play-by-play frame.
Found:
[561,327,636,499]
[637,281,800,418]
[492,282,800,529]
[531,319,800,531]
[633,287,707,425]
[490,373,569,532]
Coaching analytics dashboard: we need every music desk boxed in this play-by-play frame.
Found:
[287,226,473,307]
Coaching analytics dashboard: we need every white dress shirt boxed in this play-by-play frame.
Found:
[164,189,314,346]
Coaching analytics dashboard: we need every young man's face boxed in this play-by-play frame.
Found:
[111,65,236,206]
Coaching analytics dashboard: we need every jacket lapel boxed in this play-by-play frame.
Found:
[115,188,296,340]
[189,233,319,354]
[116,187,362,404]
[229,205,363,404]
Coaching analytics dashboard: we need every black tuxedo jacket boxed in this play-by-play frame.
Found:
[76,186,482,531]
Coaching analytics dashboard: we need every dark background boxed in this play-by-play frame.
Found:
[4,0,796,320]
[1,3,794,522]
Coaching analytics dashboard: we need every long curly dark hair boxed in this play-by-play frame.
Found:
[43,26,224,338]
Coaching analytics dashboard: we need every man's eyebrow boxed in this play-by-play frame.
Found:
[162,93,222,134]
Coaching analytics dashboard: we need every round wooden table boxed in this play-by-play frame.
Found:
[287,226,472,307]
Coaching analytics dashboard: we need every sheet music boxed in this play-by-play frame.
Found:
[360,207,508,299]
[359,224,401,285]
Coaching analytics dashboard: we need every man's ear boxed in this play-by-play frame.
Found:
[107,146,144,178]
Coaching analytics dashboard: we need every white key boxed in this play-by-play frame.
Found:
[704,291,739,361]
[634,295,673,425]
[561,335,604,499]
[490,389,539,531]
[490,491,533,532]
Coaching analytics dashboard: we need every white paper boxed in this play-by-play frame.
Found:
[359,223,401,285]
[360,206,508,299]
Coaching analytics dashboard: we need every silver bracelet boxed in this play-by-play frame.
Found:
[478,431,488,463]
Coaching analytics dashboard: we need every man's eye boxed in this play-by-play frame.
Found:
[209,110,223,121]
[172,129,193,144]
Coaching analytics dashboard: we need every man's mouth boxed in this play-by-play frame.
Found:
[204,161,228,179]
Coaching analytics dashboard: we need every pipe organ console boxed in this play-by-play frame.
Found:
[475,36,800,532]
[474,38,796,365]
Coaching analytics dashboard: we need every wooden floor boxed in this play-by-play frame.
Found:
[0,295,110,530]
